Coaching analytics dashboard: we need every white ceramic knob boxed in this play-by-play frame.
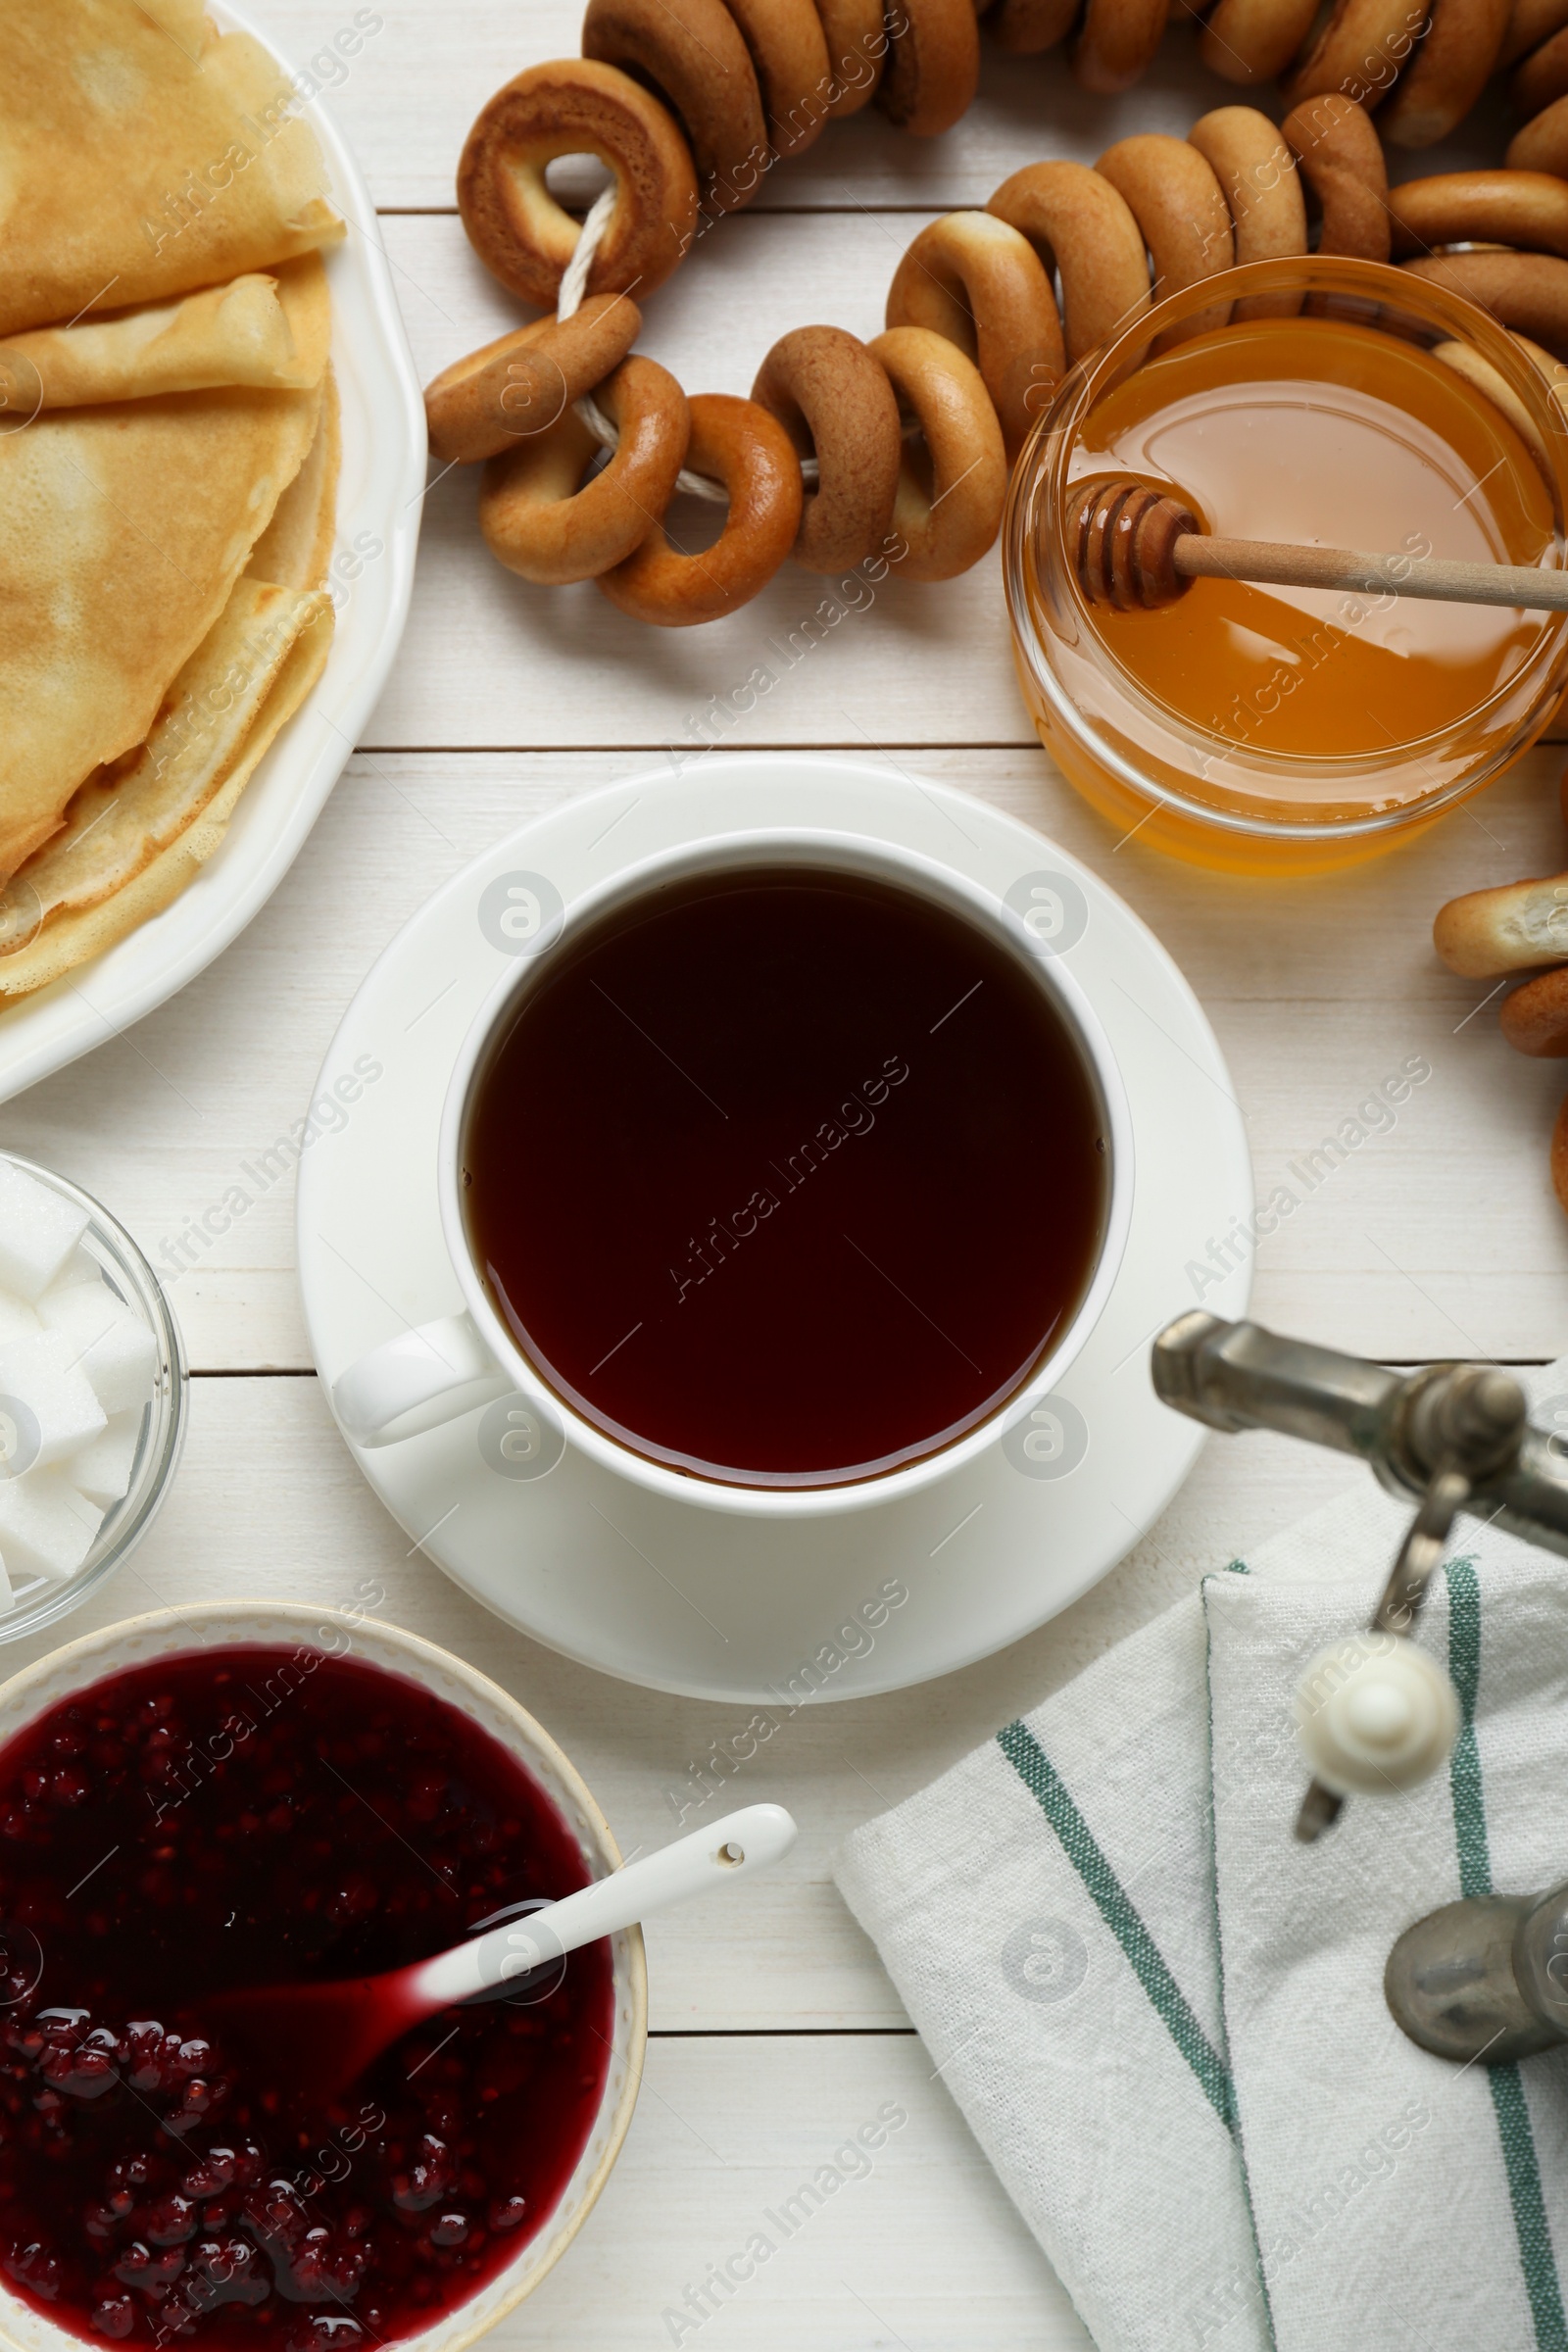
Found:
[1294,1633,1460,1796]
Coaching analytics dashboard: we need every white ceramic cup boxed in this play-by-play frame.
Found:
[331,828,1135,1521]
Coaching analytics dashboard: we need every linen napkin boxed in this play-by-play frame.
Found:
[836,1359,1568,2352]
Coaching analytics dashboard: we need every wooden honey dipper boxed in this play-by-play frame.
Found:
[1073,478,1568,615]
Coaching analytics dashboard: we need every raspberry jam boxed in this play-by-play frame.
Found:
[0,1647,613,2349]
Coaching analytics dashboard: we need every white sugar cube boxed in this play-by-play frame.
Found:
[0,1473,101,1583]
[70,1409,141,1508]
[0,1330,107,1469]
[36,1287,157,1416]
[0,1555,16,1617]
[0,1162,90,1300]
[0,1293,38,1344]
[45,1248,102,1293]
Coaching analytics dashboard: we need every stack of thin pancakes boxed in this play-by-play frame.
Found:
[0,0,346,999]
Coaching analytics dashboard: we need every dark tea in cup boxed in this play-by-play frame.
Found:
[463,862,1109,1487]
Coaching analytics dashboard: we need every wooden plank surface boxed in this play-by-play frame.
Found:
[500,2033,1093,2349]
[7,752,1566,1366]
[7,9,1568,2345]
[0,1372,1358,2033]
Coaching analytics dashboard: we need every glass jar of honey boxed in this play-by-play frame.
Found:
[1005,256,1568,875]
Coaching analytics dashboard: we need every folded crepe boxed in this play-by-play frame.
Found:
[0,0,346,1000]
[0,0,343,338]
[0,576,335,996]
[0,253,332,885]
[0,270,329,410]
[246,364,341,593]
[0,364,342,999]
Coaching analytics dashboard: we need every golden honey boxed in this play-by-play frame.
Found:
[1006,259,1568,874]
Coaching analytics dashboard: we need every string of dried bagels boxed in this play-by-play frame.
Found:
[421,4,1568,1206]
[424,6,1568,627]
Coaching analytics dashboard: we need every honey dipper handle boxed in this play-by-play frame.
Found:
[1174,533,1568,613]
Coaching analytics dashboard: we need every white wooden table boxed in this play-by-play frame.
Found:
[5,11,1568,2343]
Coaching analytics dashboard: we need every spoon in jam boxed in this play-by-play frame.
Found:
[207,1803,797,2098]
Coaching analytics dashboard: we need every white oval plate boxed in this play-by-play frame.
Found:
[297,756,1254,1702]
[0,0,425,1106]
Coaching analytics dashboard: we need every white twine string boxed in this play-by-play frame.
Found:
[558,184,821,502]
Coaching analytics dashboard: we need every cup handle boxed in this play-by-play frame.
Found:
[331,1313,508,1447]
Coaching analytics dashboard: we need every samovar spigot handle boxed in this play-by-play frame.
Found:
[1152,1314,1568,2066]
[1152,1316,1540,1838]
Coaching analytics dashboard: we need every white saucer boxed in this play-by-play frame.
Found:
[296,757,1252,1701]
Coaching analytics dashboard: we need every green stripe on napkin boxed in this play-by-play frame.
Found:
[997,1718,1235,2131]
[1445,1558,1568,2352]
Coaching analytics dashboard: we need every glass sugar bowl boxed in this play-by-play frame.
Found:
[0,1152,186,1641]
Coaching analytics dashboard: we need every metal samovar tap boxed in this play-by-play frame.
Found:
[1152,1311,1568,2065]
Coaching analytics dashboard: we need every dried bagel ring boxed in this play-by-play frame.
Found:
[1388,170,1568,258]
[1502,966,1568,1054]
[424,294,641,466]
[877,0,981,135]
[989,0,1078,50]
[867,326,1008,581]
[1282,94,1392,261]
[751,325,902,570]
[1197,0,1319,85]
[1507,94,1568,172]
[1402,249,1568,359]
[1509,330,1568,453]
[1096,135,1236,341]
[479,359,689,584]
[1188,108,1307,318]
[582,0,767,214]
[598,393,804,623]
[1515,21,1568,106]
[1435,867,1568,972]
[886,212,1064,458]
[722,0,833,160]
[1431,336,1552,474]
[457,59,697,309]
[1514,325,1568,401]
[1381,0,1512,146]
[1284,0,1426,109]
[989,162,1152,363]
[1074,0,1170,92]
[1504,0,1568,64]
[815,0,888,111]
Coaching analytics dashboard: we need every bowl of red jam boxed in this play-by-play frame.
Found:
[0,1603,646,2352]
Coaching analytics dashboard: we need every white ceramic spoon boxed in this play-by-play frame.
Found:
[214,1804,798,2093]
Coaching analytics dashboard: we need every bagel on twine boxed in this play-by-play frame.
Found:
[1095,134,1236,342]
[1188,107,1307,318]
[457,58,697,308]
[751,326,903,569]
[885,213,1063,457]
[867,327,1009,582]
[582,0,770,215]
[479,356,689,584]
[424,294,640,466]
[427,26,1568,631]
[447,0,1568,334]
[597,393,805,623]
[1281,91,1392,260]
